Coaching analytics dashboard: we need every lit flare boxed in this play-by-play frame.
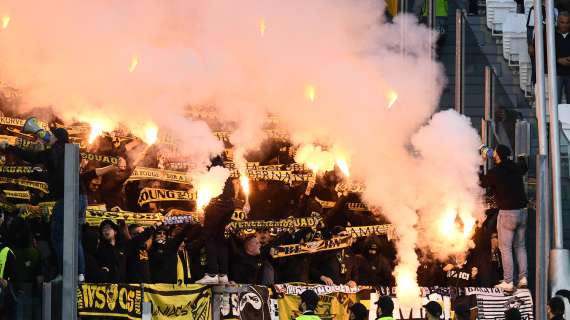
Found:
[129,56,139,73]
[336,158,350,177]
[2,16,10,29]
[88,122,104,144]
[394,267,421,307]
[387,90,398,109]
[240,176,250,196]
[259,18,266,36]
[196,187,213,212]
[143,126,158,145]
[305,85,316,102]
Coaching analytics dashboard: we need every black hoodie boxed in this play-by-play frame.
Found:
[480,158,528,210]
[149,225,192,284]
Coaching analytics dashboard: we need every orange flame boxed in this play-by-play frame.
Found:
[336,158,350,177]
[2,16,10,29]
[88,122,104,144]
[387,90,398,109]
[438,207,476,250]
[196,187,213,212]
[240,176,250,196]
[259,18,266,36]
[305,85,316,102]
[394,267,422,308]
[129,56,139,73]
[143,126,158,145]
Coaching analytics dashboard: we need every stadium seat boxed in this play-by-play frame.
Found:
[503,14,527,65]
[519,50,532,96]
[486,0,518,35]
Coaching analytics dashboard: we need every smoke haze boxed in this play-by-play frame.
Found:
[0,0,484,305]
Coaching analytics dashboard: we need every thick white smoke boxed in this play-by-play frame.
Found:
[0,0,484,305]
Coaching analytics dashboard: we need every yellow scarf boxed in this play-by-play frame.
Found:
[176,249,191,285]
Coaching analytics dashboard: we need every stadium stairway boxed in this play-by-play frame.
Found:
[436,0,570,292]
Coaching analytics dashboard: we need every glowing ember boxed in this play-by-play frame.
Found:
[305,85,316,102]
[240,175,250,196]
[2,16,10,29]
[259,18,266,36]
[387,90,398,109]
[129,56,139,73]
[143,126,158,145]
[336,158,350,177]
[196,187,213,212]
[88,122,104,144]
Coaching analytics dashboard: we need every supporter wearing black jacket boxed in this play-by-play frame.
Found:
[196,176,235,285]
[83,225,105,283]
[351,240,396,286]
[470,209,502,287]
[480,145,528,291]
[443,254,479,287]
[149,224,192,284]
[230,235,274,285]
[96,219,128,283]
[479,146,527,210]
[126,223,159,283]
[272,229,312,283]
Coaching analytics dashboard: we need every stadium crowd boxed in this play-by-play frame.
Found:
[0,107,558,319]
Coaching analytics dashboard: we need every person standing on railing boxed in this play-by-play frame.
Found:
[479,145,528,293]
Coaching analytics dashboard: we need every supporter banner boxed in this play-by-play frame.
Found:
[85,210,163,227]
[76,283,143,320]
[163,209,200,225]
[465,288,534,320]
[218,286,271,320]
[315,197,369,211]
[214,130,289,143]
[346,224,395,240]
[0,176,49,193]
[271,236,352,258]
[224,213,322,235]
[274,283,367,295]
[240,162,308,172]
[277,290,354,320]
[125,167,192,185]
[3,190,31,200]
[64,124,91,136]
[138,188,197,206]
[0,116,49,130]
[335,182,366,194]
[143,284,212,320]
[80,152,119,165]
[0,165,44,174]
[6,127,35,140]
[0,135,44,151]
[245,170,312,184]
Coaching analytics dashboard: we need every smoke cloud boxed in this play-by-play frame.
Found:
[0,0,484,305]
